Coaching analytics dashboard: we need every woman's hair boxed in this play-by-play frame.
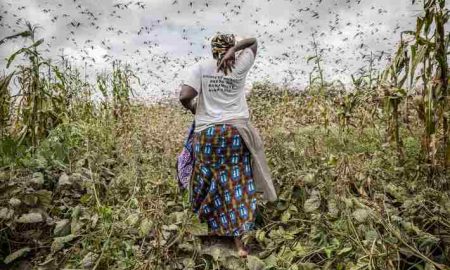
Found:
[210,33,236,67]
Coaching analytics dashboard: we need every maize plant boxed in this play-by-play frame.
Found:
[336,92,359,132]
[381,39,411,162]
[111,61,137,120]
[3,22,94,150]
[97,61,139,120]
[410,0,450,178]
[351,51,382,92]
[6,23,50,148]
[307,33,326,93]
[381,0,449,183]
[52,58,94,122]
[384,86,407,162]
[0,73,13,138]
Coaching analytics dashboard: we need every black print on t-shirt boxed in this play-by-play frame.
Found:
[203,75,239,93]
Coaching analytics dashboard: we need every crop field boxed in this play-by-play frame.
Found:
[0,0,450,269]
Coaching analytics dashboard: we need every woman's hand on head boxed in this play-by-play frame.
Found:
[217,47,236,75]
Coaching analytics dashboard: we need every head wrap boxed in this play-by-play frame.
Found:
[210,33,236,67]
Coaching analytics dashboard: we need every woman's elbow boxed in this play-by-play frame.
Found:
[179,85,197,102]
[179,91,191,106]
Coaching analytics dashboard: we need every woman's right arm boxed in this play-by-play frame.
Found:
[232,37,258,56]
[179,85,197,114]
[217,37,258,74]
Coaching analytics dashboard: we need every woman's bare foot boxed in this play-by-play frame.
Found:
[234,237,249,258]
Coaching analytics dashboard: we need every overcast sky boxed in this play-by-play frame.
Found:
[0,0,428,101]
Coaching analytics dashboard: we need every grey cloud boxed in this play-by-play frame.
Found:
[0,0,424,99]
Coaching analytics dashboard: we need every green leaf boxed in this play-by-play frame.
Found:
[139,218,153,237]
[0,30,31,46]
[306,55,316,64]
[324,247,333,258]
[304,190,321,213]
[246,255,266,270]
[281,210,291,222]
[6,39,44,68]
[6,47,28,68]
[17,212,44,223]
[4,247,31,264]
[256,229,266,243]
[337,246,353,256]
[51,234,77,253]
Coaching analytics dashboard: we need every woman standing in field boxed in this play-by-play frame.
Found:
[179,33,277,257]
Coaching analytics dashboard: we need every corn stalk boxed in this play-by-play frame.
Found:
[412,0,449,179]
[7,23,49,148]
[307,33,326,93]
[3,22,92,150]
[382,0,449,183]
[0,73,14,138]
[111,61,136,120]
[352,51,381,92]
[381,40,410,163]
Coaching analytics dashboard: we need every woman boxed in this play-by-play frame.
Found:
[179,33,277,257]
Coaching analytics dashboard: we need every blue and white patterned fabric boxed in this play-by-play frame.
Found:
[176,121,195,190]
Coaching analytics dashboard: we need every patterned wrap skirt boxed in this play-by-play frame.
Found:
[190,124,257,237]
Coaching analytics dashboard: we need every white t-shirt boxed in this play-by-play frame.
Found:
[182,48,256,132]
